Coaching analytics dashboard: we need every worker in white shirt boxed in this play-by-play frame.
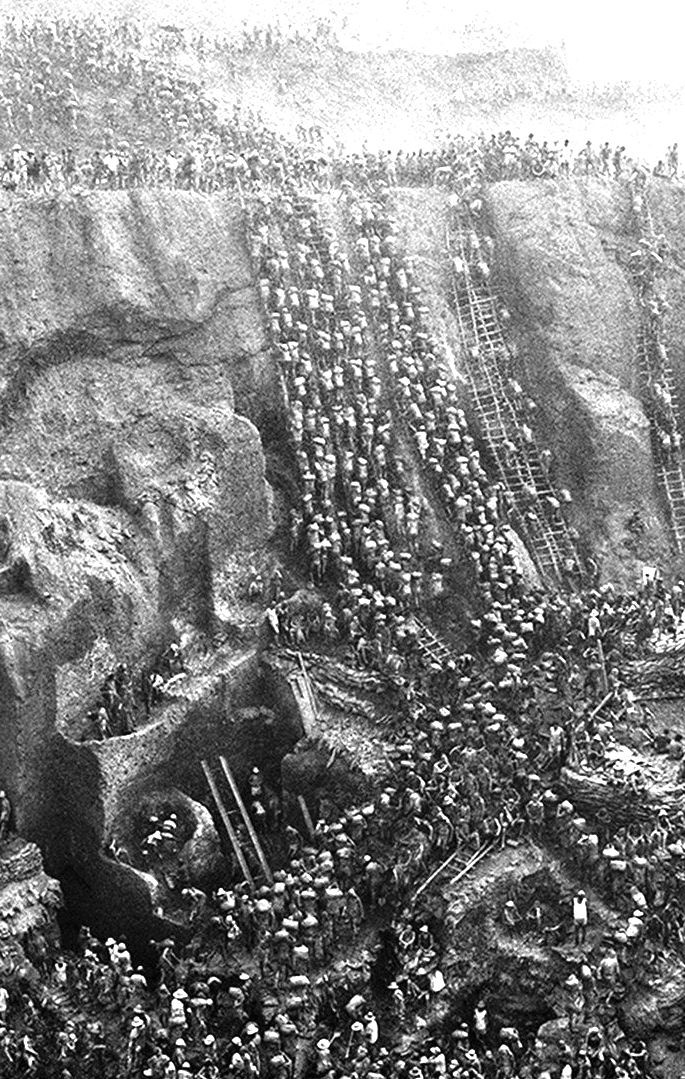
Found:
[573,890,589,946]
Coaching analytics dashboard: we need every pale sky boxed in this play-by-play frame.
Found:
[8,0,685,84]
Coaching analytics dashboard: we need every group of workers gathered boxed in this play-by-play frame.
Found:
[230,167,685,1075]
[4,563,685,1078]
[255,181,541,678]
[0,131,678,199]
[84,643,184,741]
[0,267,681,1076]
[0,13,678,197]
[0,13,679,198]
[0,13,685,1079]
[5,576,685,1077]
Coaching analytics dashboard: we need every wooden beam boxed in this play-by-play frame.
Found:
[297,795,316,840]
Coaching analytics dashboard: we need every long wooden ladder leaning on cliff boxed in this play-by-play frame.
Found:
[446,215,584,586]
[637,324,685,552]
[632,193,685,553]
[450,212,584,583]
[201,758,274,886]
[201,759,254,887]
[448,243,563,582]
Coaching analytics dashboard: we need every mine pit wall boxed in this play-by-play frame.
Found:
[0,187,281,447]
[0,629,25,834]
[49,648,303,945]
[649,181,685,434]
[4,569,166,853]
[59,854,191,964]
[484,177,675,581]
[0,186,285,846]
[435,848,557,1033]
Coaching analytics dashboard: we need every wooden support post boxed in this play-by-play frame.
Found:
[588,691,613,724]
[296,652,319,722]
[201,760,254,889]
[297,795,316,840]
[219,756,273,884]
[596,637,609,695]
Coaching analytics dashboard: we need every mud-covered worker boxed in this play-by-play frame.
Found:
[573,890,588,946]
[90,705,110,740]
[473,1000,488,1049]
[668,732,684,761]
[0,790,11,843]
[502,899,520,930]
[559,139,572,177]
[548,720,565,775]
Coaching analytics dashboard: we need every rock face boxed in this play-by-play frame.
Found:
[395,179,685,584]
[623,957,685,1035]
[0,190,277,877]
[0,836,62,971]
[485,177,678,582]
[4,176,685,944]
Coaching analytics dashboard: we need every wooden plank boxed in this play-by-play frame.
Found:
[297,795,316,840]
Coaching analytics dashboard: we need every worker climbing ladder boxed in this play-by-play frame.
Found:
[201,757,273,886]
[446,209,584,586]
[629,186,685,553]
[252,188,476,670]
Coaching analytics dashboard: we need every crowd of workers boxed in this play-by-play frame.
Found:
[627,170,683,463]
[0,133,678,196]
[6,568,685,1078]
[2,165,685,1079]
[83,644,185,740]
[1,12,685,1079]
[0,18,675,193]
[254,180,522,671]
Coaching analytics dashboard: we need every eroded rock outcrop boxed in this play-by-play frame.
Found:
[0,836,62,973]
[0,190,277,878]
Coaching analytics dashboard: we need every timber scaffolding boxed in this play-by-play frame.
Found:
[446,207,584,589]
[630,190,685,553]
